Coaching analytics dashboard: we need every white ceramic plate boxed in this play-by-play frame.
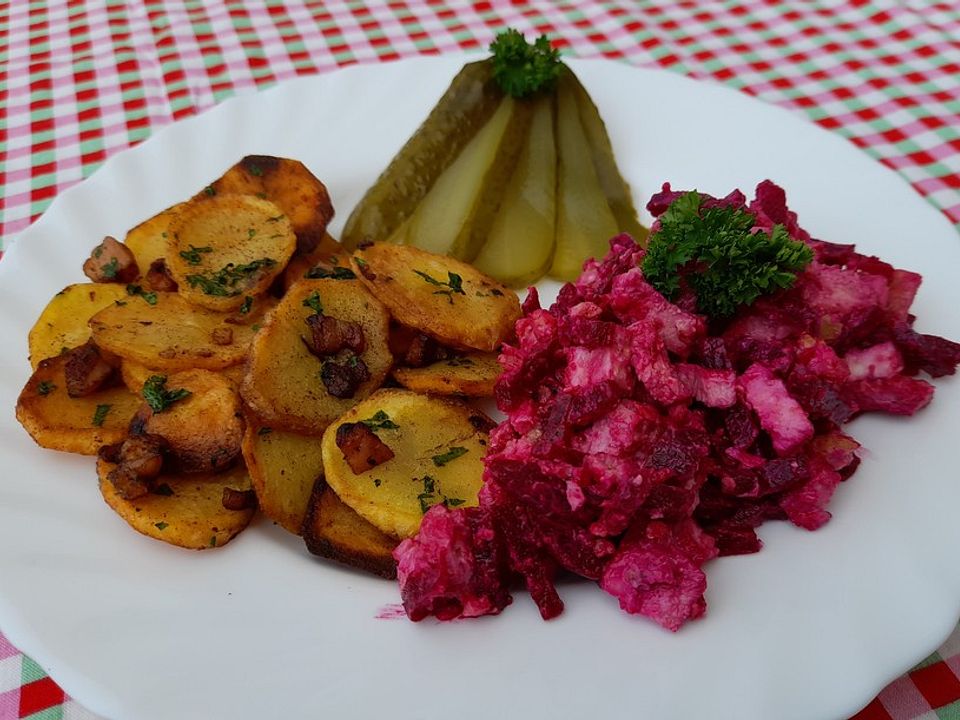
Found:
[1,57,958,720]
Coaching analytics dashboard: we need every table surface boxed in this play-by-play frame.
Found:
[2,2,959,719]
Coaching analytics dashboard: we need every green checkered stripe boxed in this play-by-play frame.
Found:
[2,2,960,720]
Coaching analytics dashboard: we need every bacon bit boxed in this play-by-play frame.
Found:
[335,422,395,474]
[321,355,371,399]
[304,314,366,357]
[222,487,257,511]
[117,433,166,480]
[83,236,139,284]
[64,342,117,397]
[404,333,451,368]
[211,327,234,346]
[145,258,178,292]
[107,465,151,500]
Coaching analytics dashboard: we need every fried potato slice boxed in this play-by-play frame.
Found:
[89,291,272,372]
[16,354,141,455]
[352,243,520,352]
[121,359,246,393]
[166,194,296,312]
[139,370,243,473]
[241,279,392,433]
[302,478,398,579]
[320,389,489,539]
[197,155,334,254]
[241,415,323,535]
[282,236,355,292]
[28,284,131,368]
[97,459,255,549]
[123,202,186,275]
[393,352,501,397]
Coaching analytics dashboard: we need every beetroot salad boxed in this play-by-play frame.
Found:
[393,180,960,631]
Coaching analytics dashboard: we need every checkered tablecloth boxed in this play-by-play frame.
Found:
[2,1,959,719]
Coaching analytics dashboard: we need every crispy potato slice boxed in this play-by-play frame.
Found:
[321,389,489,539]
[302,478,398,579]
[241,279,392,433]
[197,155,334,254]
[16,354,141,455]
[166,194,296,312]
[97,459,255,549]
[123,202,186,275]
[89,291,273,372]
[241,415,323,535]
[352,243,520,352]
[28,284,131,368]
[139,370,243,473]
[121,359,246,393]
[282,236,355,292]
[393,351,501,397]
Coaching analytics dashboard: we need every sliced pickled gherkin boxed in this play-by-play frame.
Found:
[341,60,502,249]
[401,96,533,260]
[550,72,619,281]
[473,93,557,286]
[568,68,647,245]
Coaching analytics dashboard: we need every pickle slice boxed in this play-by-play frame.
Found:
[341,60,502,249]
[401,96,533,260]
[568,68,647,245]
[473,93,557,286]
[550,73,619,281]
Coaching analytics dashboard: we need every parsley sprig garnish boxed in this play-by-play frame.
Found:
[489,29,561,98]
[642,191,814,319]
[143,375,192,413]
[413,269,466,304]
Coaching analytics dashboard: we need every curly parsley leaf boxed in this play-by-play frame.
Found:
[142,375,192,413]
[642,191,813,319]
[489,28,561,98]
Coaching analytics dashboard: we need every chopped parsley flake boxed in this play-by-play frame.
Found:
[154,521,169,531]
[101,257,119,279]
[143,375,192,413]
[126,284,158,305]
[239,296,253,314]
[92,404,112,427]
[373,478,382,488]
[179,245,213,265]
[37,381,56,396]
[360,410,399,432]
[302,290,323,315]
[185,258,277,297]
[257,426,273,436]
[305,265,356,280]
[153,483,174,497]
[413,269,466,304]
[432,446,468,467]
[204,185,216,196]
